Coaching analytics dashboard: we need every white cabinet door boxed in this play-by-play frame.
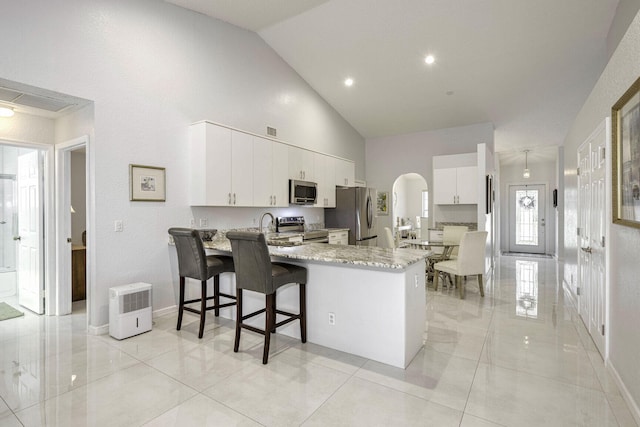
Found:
[254,137,289,207]
[324,156,336,207]
[190,122,232,206]
[289,146,314,181]
[272,142,289,207]
[230,131,253,206]
[456,166,478,204]
[253,136,273,207]
[433,166,477,204]
[433,168,457,204]
[313,153,336,207]
[335,158,355,187]
[190,123,252,206]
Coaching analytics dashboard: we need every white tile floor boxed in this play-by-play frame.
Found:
[0,255,637,426]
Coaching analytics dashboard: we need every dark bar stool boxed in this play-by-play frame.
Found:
[168,228,236,338]
[226,231,307,364]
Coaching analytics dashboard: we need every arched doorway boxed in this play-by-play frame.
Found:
[392,173,428,238]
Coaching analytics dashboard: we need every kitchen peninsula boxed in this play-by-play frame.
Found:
[203,230,428,368]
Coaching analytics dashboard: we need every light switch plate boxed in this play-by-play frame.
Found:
[114,220,123,232]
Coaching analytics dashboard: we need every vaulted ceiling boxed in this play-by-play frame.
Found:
[167,0,620,159]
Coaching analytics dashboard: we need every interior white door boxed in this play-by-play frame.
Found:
[577,142,591,326]
[589,132,606,355]
[17,150,44,314]
[508,184,546,254]
[577,122,608,357]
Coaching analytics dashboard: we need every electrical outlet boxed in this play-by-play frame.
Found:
[414,274,419,288]
[328,312,336,325]
[200,218,208,227]
[190,219,195,227]
[114,220,123,232]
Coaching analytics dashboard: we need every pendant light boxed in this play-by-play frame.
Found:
[523,150,530,179]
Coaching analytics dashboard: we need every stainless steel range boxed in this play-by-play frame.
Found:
[276,216,329,243]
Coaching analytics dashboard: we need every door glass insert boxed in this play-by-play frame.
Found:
[516,260,538,318]
[515,189,539,246]
[0,174,17,272]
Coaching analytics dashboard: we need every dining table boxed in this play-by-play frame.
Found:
[399,239,460,281]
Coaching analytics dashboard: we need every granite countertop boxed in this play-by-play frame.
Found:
[203,229,427,270]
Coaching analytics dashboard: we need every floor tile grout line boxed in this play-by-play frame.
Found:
[458,287,497,426]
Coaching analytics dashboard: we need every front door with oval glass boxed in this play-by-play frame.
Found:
[509,184,546,254]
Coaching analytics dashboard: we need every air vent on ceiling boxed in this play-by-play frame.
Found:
[267,126,277,137]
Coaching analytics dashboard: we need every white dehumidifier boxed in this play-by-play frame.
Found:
[109,282,152,339]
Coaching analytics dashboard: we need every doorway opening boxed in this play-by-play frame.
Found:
[392,173,428,239]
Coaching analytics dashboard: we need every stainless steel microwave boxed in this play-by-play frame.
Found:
[289,180,317,205]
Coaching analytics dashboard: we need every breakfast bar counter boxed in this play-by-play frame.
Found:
[203,230,428,368]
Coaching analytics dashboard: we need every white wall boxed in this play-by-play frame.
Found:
[366,122,494,233]
[499,159,557,255]
[0,0,365,327]
[564,9,640,419]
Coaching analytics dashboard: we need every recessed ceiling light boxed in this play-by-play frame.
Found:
[0,106,15,117]
[425,55,435,65]
[344,78,354,87]
[446,90,454,96]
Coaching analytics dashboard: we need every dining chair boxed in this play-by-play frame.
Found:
[168,228,236,338]
[442,225,468,259]
[379,227,396,249]
[433,231,488,299]
[226,231,307,364]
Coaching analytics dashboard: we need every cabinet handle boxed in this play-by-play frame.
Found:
[233,193,236,205]
[228,193,232,205]
[274,195,276,205]
[345,178,348,185]
[269,195,273,205]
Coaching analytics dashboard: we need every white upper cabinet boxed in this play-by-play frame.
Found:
[335,158,355,187]
[288,146,315,181]
[433,166,478,204]
[253,136,288,207]
[190,121,355,207]
[189,122,252,206]
[314,153,336,208]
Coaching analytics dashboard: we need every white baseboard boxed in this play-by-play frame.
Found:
[153,305,177,318]
[88,305,178,336]
[88,324,109,335]
[607,360,640,426]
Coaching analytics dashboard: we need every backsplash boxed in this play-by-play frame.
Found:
[434,222,477,231]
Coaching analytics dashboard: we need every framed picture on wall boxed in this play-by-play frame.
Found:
[130,164,166,202]
[377,191,389,216]
[612,75,640,228]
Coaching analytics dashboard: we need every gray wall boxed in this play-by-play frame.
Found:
[499,160,557,255]
[0,0,365,327]
[365,122,494,232]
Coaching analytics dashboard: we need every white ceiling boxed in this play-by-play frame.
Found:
[167,0,619,159]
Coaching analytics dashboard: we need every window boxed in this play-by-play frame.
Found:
[422,190,429,218]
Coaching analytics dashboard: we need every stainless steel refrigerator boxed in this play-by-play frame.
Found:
[325,187,377,246]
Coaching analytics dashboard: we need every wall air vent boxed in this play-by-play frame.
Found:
[267,126,277,137]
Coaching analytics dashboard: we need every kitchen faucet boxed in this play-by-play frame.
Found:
[259,212,274,234]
